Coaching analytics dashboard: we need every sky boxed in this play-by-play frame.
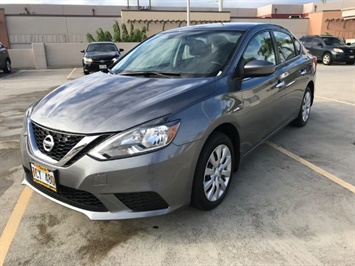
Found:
[0,0,340,8]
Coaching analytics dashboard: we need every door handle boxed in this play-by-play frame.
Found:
[299,69,307,75]
[275,80,285,89]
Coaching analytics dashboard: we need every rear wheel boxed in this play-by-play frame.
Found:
[291,87,312,127]
[322,53,332,65]
[3,59,11,73]
[346,62,354,65]
[191,132,234,210]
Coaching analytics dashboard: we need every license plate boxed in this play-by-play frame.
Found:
[99,65,107,69]
[349,55,354,59]
[31,163,57,192]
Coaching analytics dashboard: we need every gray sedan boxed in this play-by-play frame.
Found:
[20,23,316,220]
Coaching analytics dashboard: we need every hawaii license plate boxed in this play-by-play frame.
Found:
[31,163,57,192]
[99,64,107,69]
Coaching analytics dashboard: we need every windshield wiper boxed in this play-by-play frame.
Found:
[119,71,181,78]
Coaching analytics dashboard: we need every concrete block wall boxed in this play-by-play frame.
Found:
[8,42,139,69]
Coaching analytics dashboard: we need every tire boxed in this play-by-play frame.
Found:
[291,87,312,127]
[346,62,354,65]
[191,132,234,210]
[322,53,332,65]
[83,68,89,75]
[3,59,11,73]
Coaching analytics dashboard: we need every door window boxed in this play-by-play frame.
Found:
[243,31,276,65]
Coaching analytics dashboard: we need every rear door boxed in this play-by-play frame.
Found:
[272,30,310,120]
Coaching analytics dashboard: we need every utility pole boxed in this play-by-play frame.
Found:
[187,0,190,26]
[219,0,223,12]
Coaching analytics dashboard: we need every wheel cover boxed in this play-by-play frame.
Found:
[203,144,232,202]
[302,91,311,122]
[323,54,330,64]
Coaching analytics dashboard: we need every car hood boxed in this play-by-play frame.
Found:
[84,51,119,60]
[31,72,215,134]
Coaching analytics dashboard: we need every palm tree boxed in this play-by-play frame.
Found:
[86,21,147,43]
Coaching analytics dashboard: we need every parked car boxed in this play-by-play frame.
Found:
[81,42,124,74]
[0,42,11,73]
[299,35,355,65]
[21,23,316,220]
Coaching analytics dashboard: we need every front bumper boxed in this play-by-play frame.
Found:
[83,61,115,73]
[21,129,202,220]
[332,52,355,63]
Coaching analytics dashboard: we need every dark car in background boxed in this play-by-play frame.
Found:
[21,23,316,220]
[300,35,355,65]
[81,42,124,74]
[0,42,11,73]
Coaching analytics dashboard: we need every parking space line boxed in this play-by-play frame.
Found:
[266,141,355,194]
[66,68,77,79]
[0,70,24,80]
[0,187,33,266]
[315,96,355,106]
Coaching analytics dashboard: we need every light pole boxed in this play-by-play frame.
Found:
[219,0,223,12]
[187,0,190,26]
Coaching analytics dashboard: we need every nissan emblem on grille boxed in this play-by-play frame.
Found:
[43,135,55,152]
[100,60,105,63]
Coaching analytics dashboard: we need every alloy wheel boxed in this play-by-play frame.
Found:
[302,91,311,122]
[203,144,232,202]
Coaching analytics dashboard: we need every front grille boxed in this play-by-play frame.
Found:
[31,122,84,162]
[115,192,169,212]
[24,167,108,212]
[64,134,110,166]
[92,59,112,64]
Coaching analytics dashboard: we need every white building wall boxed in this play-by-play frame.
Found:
[6,16,120,48]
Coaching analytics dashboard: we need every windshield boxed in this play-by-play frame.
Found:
[322,37,345,46]
[112,30,243,77]
[87,43,117,52]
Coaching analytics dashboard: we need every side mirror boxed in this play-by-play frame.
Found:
[80,49,85,53]
[119,48,124,52]
[243,60,275,77]
[347,43,351,45]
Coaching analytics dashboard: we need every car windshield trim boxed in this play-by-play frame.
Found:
[119,71,182,78]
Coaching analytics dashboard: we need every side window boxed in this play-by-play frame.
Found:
[274,31,297,63]
[302,37,312,45]
[243,31,276,65]
[313,38,323,46]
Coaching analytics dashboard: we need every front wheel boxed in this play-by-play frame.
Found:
[3,59,11,73]
[345,62,354,65]
[322,53,332,65]
[191,132,234,210]
[291,87,312,127]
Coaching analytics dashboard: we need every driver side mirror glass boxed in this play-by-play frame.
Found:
[80,49,85,53]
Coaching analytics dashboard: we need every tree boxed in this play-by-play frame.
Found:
[86,20,147,43]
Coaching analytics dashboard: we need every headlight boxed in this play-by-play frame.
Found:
[333,48,344,53]
[112,57,119,62]
[89,121,180,160]
[83,57,93,64]
[22,104,35,136]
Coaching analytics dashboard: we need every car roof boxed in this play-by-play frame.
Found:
[301,35,340,38]
[163,22,286,33]
[88,42,116,45]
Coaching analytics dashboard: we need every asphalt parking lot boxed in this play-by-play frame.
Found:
[0,65,354,265]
